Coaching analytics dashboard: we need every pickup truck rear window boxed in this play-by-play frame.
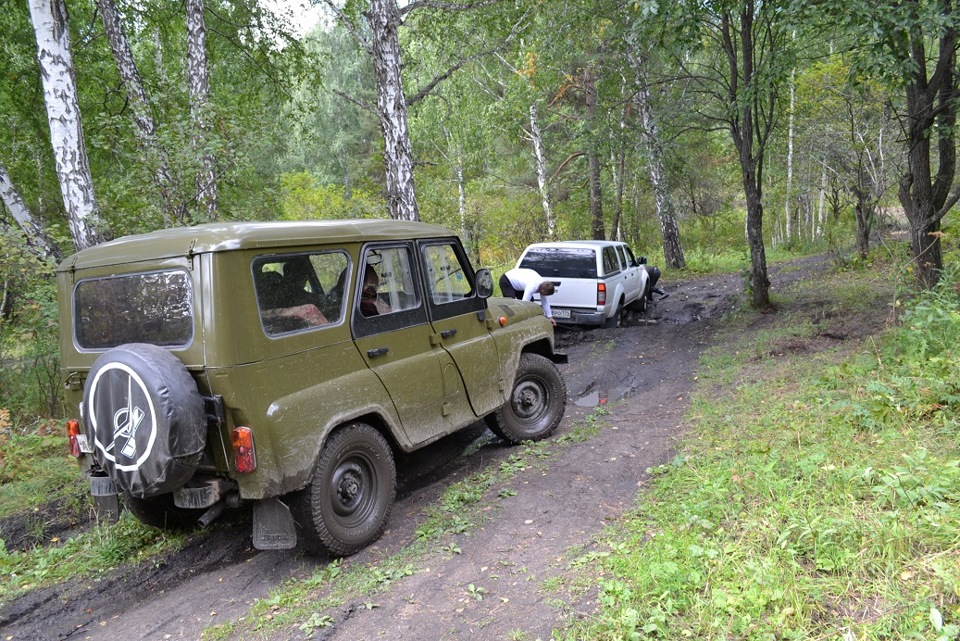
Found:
[519,248,597,278]
[73,270,193,350]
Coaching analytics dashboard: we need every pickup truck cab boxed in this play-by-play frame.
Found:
[516,240,650,328]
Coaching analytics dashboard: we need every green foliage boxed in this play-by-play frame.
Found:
[844,264,960,432]
[279,172,385,220]
[560,263,960,640]
[0,428,84,519]
[0,246,62,421]
[298,612,334,634]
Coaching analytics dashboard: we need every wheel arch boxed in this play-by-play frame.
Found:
[521,336,566,364]
[287,409,403,497]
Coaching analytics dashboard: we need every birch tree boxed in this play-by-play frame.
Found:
[96,0,187,225]
[187,0,218,221]
[583,64,605,240]
[321,0,506,222]
[794,59,897,261]
[627,50,686,269]
[0,161,60,261]
[488,50,556,236]
[28,0,105,251]
[527,102,555,236]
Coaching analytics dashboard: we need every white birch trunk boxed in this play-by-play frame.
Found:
[629,53,685,268]
[785,66,795,244]
[0,162,60,260]
[816,164,826,238]
[369,0,419,221]
[98,0,185,225]
[529,103,554,236]
[187,0,218,221]
[456,143,467,243]
[29,0,103,250]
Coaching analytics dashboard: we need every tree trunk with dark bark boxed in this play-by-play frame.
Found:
[895,14,958,288]
[853,196,873,260]
[722,4,771,309]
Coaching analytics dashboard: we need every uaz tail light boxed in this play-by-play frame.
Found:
[597,283,607,305]
[66,419,82,458]
[231,426,257,473]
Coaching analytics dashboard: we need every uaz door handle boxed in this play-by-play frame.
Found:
[367,347,389,358]
[441,329,458,338]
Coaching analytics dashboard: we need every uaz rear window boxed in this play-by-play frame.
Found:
[73,270,193,350]
[519,248,597,278]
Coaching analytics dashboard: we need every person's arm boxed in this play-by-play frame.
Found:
[540,297,556,325]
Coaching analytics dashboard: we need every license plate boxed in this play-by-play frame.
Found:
[76,433,93,454]
[552,308,571,319]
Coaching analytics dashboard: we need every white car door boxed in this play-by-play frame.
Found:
[616,245,643,304]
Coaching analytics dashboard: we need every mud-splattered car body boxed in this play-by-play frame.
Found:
[57,220,566,555]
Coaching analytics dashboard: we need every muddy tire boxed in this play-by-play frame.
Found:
[628,293,647,314]
[604,300,625,328]
[83,343,206,499]
[122,493,203,529]
[487,353,566,444]
[291,423,396,557]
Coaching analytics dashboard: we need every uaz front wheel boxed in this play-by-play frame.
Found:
[487,353,566,444]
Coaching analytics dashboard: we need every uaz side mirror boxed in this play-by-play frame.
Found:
[475,268,494,298]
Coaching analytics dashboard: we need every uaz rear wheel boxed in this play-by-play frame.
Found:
[291,423,396,557]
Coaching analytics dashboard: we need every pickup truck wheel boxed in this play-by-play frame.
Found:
[489,353,566,443]
[604,300,625,328]
[292,423,396,557]
[83,343,206,499]
[122,493,203,529]
[633,294,648,313]
[627,289,648,314]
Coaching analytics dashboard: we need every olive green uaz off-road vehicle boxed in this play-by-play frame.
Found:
[57,220,566,556]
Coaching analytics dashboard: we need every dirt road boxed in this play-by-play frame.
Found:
[1,263,807,641]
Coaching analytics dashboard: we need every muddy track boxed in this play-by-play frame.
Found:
[0,258,831,641]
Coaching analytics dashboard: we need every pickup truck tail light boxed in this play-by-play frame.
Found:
[66,419,82,458]
[597,283,607,305]
[231,427,257,473]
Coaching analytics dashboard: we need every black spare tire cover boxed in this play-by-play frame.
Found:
[83,343,206,498]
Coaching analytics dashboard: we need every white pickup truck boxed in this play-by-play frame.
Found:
[516,240,650,328]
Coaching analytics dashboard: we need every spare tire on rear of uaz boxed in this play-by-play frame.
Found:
[83,343,206,498]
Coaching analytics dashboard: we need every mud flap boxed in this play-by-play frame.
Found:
[90,475,120,523]
[93,495,120,523]
[253,497,297,550]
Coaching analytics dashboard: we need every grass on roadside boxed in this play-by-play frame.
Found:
[0,425,87,521]
[559,262,960,640]
[0,513,187,603]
